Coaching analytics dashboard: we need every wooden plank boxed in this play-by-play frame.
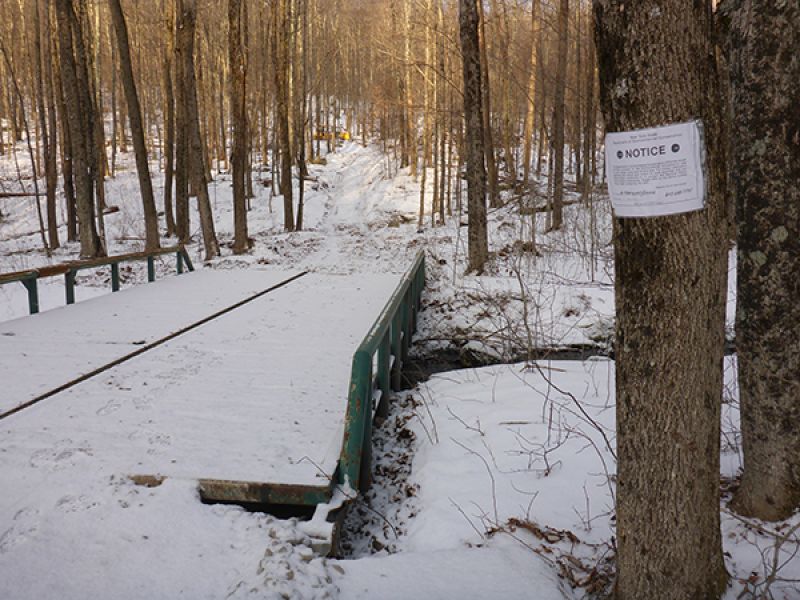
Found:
[35,264,71,278]
[0,246,188,283]
[65,246,184,272]
[0,269,37,285]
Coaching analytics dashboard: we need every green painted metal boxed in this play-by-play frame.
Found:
[0,271,40,315]
[21,278,39,314]
[376,332,391,419]
[390,312,402,391]
[0,246,195,315]
[1,248,425,512]
[180,247,194,272]
[111,263,120,292]
[339,250,426,492]
[0,270,38,285]
[197,479,332,506]
[65,270,76,305]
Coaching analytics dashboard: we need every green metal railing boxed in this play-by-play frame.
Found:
[338,249,426,492]
[0,245,194,315]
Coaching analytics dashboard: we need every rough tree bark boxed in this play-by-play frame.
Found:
[551,0,568,230]
[522,0,539,185]
[594,0,729,597]
[182,0,219,260]
[109,0,160,252]
[55,0,102,258]
[174,0,190,244]
[35,0,59,250]
[161,0,176,237]
[295,0,308,232]
[476,0,498,208]
[724,0,800,522]
[401,0,412,171]
[229,0,249,252]
[52,29,78,243]
[274,0,294,231]
[582,18,595,200]
[459,0,488,273]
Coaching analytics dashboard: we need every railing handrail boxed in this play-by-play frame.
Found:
[338,249,426,491]
[355,250,425,358]
[0,245,194,315]
[0,245,190,282]
[0,269,38,286]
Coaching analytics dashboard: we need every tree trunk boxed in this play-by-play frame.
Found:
[550,0,568,230]
[582,20,595,201]
[273,0,294,231]
[35,0,59,250]
[53,29,78,242]
[522,0,539,185]
[162,0,176,237]
[82,2,107,217]
[294,0,308,232]
[459,0,488,273]
[182,0,219,260]
[418,0,432,230]
[110,33,118,177]
[230,0,249,252]
[72,1,107,252]
[55,0,102,258]
[573,5,583,187]
[403,0,414,176]
[109,0,160,251]
[174,0,191,243]
[477,0,498,208]
[594,0,730,597]
[726,0,800,522]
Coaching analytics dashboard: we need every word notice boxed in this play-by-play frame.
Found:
[605,120,706,218]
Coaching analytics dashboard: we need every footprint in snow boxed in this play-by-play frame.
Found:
[56,494,99,513]
[29,440,93,470]
[96,398,122,416]
[0,508,40,554]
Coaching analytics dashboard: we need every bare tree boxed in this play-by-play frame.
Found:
[161,0,177,237]
[522,0,540,186]
[550,0,568,230]
[35,0,59,249]
[174,0,190,244]
[182,0,219,260]
[273,0,294,231]
[594,0,730,597]
[476,0,498,208]
[109,0,160,251]
[55,0,103,258]
[229,0,249,252]
[724,0,800,522]
[459,0,488,273]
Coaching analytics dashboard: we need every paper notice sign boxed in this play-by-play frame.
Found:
[604,120,706,218]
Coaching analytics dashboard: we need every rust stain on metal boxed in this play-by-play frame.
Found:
[197,478,332,506]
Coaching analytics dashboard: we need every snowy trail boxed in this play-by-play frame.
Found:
[252,143,421,276]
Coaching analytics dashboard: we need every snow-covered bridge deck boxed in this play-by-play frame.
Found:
[0,266,416,515]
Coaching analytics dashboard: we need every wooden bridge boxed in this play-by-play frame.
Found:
[0,251,424,541]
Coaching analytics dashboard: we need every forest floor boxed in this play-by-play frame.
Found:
[0,141,798,599]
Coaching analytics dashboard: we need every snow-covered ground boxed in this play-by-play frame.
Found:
[0,141,795,599]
